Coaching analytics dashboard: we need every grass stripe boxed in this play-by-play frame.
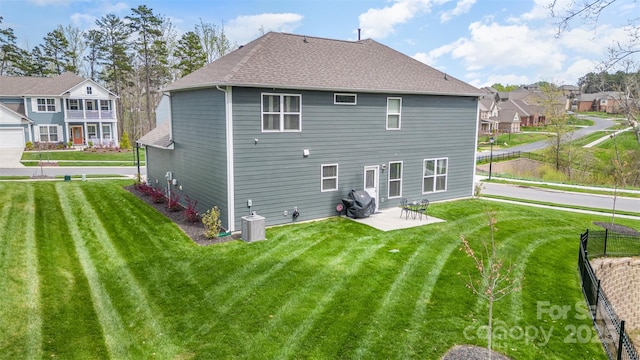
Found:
[205,236,327,317]
[274,242,386,360]
[24,188,42,359]
[243,240,364,353]
[57,183,180,358]
[55,183,130,358]
[399,228,473,358]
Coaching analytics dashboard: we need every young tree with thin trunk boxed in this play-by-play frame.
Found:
[460,207,520,358]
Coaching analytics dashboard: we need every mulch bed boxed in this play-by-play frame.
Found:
[124,185,239,246]
[441,345,512,360]
[593,221,640,235]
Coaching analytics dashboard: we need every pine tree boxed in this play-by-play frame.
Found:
[174,31,206,77]
[40,28,72,75]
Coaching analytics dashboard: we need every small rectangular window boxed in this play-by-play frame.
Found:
[423,158,448,193]
[100,100,110,111]
[102,124,112,140]
[334,93,357,105]
[386,97,402,130]
[321,164,338,192]
[69,99,79,110]
[87,124,97,139]
[388,161,402,198]
[86,86,93,95]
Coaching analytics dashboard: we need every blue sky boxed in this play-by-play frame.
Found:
[1,0,637,87]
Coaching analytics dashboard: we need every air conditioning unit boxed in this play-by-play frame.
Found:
[241,214,265,242]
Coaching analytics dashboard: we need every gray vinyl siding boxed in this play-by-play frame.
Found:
[231,87,477,229]
[145,88,229,229]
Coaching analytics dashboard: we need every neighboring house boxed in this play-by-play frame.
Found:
[0,72,119,149]
[139,32,482,231]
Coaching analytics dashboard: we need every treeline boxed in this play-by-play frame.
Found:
[0,6,234,140]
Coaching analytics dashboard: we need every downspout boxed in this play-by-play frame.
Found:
[473,96,481,197]
[216,85,235,232]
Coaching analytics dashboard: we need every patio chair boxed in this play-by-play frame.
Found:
[400,198,411,219]
[417,199,429,220]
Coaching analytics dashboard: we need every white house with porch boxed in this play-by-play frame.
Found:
[0,72,119,149]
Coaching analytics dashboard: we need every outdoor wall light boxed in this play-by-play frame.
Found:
[303,149,310,157]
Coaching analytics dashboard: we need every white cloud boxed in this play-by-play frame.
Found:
[440,0,476,23]
[70,12,96,29]
[429,21,566,73]
[27,0,76,5]
[358,0,449,39]
[226,13,303,45]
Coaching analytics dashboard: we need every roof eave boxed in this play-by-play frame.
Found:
[164,81,483,98]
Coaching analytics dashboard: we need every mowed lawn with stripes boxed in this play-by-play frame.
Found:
[1,180,630,359]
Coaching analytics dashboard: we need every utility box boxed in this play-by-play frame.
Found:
[241,214,265,242]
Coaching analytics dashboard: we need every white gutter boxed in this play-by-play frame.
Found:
[216,85,235,232]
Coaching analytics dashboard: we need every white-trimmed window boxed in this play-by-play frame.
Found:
[68,99,79,110]
[334,93,357,105]
[100,100,110,111]
[321,164,338,192]
[86,86,93,95]
[388,161,403,198]
[261,93,301,132]
[423,158,448,193]
[36,98,56,112]
[386,97,402,130]
[87,124,97,139]
[38,125,59,142]
[102,124,112,140]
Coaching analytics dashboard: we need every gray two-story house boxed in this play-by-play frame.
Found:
[0,72,119,149]
[139,32,482,232]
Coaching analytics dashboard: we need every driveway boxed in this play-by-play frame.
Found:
[0,148,24,168]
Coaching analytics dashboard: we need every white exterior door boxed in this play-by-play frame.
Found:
[364,165,379,212]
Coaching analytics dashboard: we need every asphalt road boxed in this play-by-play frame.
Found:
[480,115,615,155]
[481,182,640,214]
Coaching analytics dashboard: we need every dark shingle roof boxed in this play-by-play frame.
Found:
[137,122,173,149]
[0,72,86,96]
[165,32,481,96]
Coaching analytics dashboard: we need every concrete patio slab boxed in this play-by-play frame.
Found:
[347,206,444,231]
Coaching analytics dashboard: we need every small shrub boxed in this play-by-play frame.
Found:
[184,195,200,223]
[67,141,73,148]
[202,206,221,239]
[167,193,182,212]
[88,141,94,148]
[120,131,131,150]
[150,187,166,203]
[25,142,34,151]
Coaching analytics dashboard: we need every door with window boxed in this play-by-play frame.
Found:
[71,126,83,145]
[364,165,379,212]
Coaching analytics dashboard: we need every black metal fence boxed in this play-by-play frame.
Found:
[579,229,639,360]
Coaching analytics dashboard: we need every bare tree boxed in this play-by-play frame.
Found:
[548,0,639,68]
[460,207,520,357]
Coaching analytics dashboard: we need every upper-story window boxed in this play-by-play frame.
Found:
[262,93,301,132]
[86,86,93,95]
[386,97,402,130]
[36,98,56,112]
[68,99,79,110]
[334,93,357,105]
[100,100,110,111]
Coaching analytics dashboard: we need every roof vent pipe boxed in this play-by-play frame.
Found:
[358,28,361,41]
